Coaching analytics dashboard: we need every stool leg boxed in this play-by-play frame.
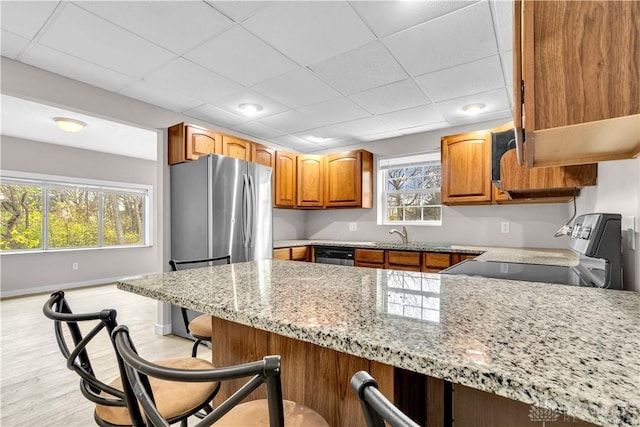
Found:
[191,339,202,357]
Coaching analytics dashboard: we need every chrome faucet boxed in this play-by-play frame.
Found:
[389,226,408,244]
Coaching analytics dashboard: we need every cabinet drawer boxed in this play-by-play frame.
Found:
[423,252,452,270]
[355,249,385,264]
[386,251,421,267]
[290,246,308,261]
[273,248,290,260]
[355,261,384,269]
[387,264,422,272]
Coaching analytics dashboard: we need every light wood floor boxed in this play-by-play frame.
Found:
[0,284,210,427]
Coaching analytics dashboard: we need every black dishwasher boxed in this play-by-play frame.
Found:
[314,246,355,266]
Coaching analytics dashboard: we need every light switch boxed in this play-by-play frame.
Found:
[349,222,357,231]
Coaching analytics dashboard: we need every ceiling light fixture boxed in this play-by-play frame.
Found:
[461,103,486,114]
[53,117,86,133]
[238,103,263,116]
[307,136,331,143]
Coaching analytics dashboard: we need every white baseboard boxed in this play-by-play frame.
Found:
[155,322,172,336]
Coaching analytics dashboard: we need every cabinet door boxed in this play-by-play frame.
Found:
[297,155,324,208]
[273,248,291,260]
[386,251,422,270]
[290,246,309,261]
[355,249,385,265]
[274,151,297,208]
[187,125,220,160]
[223,135,252,161]
[252,143,275,169]
[168,123,220,165]
[325,150,373,208]
[441,131,492,205]
[518,0,640,167]
[422,252,452,273]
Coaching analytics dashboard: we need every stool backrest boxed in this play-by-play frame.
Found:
[42,291,125,411]
[351,371,421,427]
[112,325,286,427]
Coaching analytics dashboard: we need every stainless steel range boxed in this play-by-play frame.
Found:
[441,213,623,289]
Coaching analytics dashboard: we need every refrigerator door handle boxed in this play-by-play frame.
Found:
[248,174,256,247]
[242,174,250,247]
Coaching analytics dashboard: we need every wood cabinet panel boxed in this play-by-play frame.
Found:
[251,143,275,168]
[422,252,452,273]
[441,131,492,205]
[452,253,480,265]
[355,249,385,265]
[168,123,221,165]
[297,155,324,208]
[517,0,640,167]
[274,151,297,208]
[290,246,309,261]
[325,150,373,208]
[222,135,252,161]
[386,251,422,270]
[273,248,290,260]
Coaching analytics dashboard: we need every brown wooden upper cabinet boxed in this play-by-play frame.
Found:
[274,151,297,208]
[515,0,640,168]
[325,150,373,208]
[297,155,324,208]
[252,143,275,169]
[441,130,493,205]
[168,123,221,165]
[222,135,252,161]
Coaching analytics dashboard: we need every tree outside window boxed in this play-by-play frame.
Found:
[0,176,149,252]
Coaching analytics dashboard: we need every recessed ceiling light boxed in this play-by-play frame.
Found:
[238,103,263,116]
[53,117,86,133]
[307,136,331,143]
[461,103,486,114]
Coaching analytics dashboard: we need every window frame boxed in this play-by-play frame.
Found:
[0,170,153,254]
[376,152,442,227]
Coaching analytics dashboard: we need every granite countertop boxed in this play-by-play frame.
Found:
[118,260,639,426]
[274,239,580,267]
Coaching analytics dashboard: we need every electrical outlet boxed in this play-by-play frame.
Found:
[72,262,79,270]
[500,222,510,233]
[349,222,357,231]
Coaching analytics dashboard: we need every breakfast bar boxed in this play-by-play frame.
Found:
[117,260,640,427]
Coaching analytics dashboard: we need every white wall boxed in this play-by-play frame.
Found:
[574,158,640,291]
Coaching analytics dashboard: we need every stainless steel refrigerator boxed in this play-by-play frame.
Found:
[170,154,272,337]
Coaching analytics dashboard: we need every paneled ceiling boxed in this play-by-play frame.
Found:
[1,1,513,154]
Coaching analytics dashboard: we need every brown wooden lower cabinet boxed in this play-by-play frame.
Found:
[273,247,291,260]
[273,246,310,261]
[211,317,596,427]
[355,248,385,268]
[386,250,422,271]
[423,252,453,273]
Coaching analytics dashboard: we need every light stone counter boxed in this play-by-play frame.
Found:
[117,260,639,426]
[274,239,580,267]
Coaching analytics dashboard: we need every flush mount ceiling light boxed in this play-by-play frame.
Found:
[307,136,331,143]
[53,117,86,133]
[461,103,486,114]
[238,103,263,116]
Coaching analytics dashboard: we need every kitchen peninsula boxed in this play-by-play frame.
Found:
[117,260,640,427]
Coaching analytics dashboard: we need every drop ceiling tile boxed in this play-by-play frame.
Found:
[399,122,450,135]
[379,104,447,130]
[490,0,513,52]
[21,43,136,92]
[118,81,202,113]
[350,0,478,38]
[448,109,513,127]
[257,110,325,134]
[232,121,285,140]
[358,130,403,142]
[416,55,505,102]
[384,1,498,76]
[185,26,297,87]
[1,30,30,59]
[309,41,407,95]
[211,89,289,120]
[434,88,511,123]
[349,79,429,115]
[253,68,340,109]
[330,116,395,137]
[294,126,350,145]
[243,1,375,66]
[143,58,243,105]
[501,51,513,87]
[38,3,176,78]
[271,134,322,153]
[1,1,59,39]
[297,97,370,126]
[76,2,233,55]
[184,104,247,128]
[207,1,274,23]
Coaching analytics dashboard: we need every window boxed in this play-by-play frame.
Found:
[377,152,442,225]
[0,173,151,252]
